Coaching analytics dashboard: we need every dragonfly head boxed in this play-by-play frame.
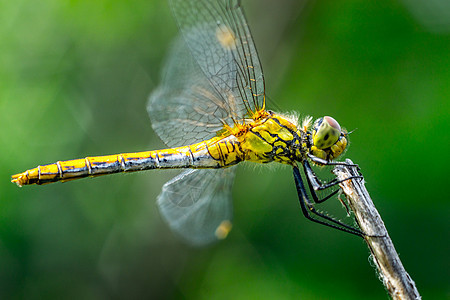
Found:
[310,116,348,161]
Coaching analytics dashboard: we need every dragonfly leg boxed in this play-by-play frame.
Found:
[293,166,364,237]
[307,153,360,169]
[303,160,362,203]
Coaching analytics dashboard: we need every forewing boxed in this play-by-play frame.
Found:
[157,167,236,246]
[170,0,265,120]
[148,37,233,148]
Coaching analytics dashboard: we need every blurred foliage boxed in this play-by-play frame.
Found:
[1,0,449,299]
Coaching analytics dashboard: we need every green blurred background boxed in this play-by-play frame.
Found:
[1,0,449,298]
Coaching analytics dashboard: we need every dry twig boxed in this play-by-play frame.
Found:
[333,159,421,300]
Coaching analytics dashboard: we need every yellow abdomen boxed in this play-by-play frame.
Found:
[11,135,243,186]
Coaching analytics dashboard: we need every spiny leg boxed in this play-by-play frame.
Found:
[293,166,364,237]
[307,153,360,168]
[303,158,362,194]
[302,160,356,205]
[304,171,352,217]
[304,172,351,215]
[302,160,361,231]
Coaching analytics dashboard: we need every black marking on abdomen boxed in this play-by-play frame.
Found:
[206,143,221,162]
[188,148,195,164]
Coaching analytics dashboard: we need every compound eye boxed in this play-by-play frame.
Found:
[312,116,341,149]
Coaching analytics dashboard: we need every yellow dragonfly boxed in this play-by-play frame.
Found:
[12,0,362,245]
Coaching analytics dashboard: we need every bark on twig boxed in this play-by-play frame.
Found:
[333,159,421,300]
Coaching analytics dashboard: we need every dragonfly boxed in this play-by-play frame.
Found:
[11,0,363,246]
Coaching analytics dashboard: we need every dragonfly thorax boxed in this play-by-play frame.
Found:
[237,112,305,165]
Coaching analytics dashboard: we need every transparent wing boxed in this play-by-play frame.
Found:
[170,0,265,120]
[148,37,235,148]
[157,167,236,246]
